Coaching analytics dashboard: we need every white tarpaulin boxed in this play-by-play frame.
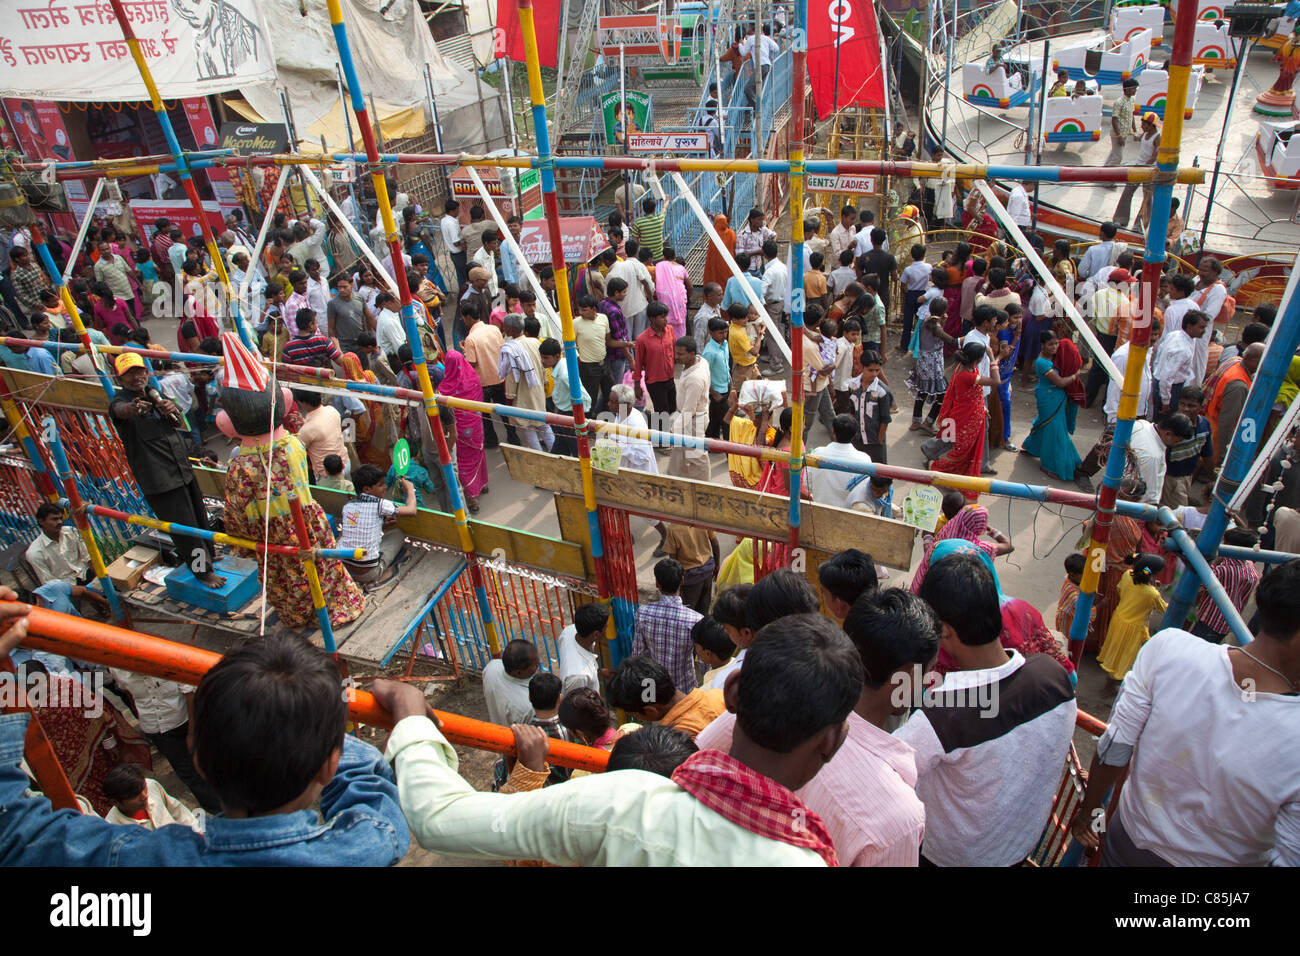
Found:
[0,0,278,100]
[238,0,498,150]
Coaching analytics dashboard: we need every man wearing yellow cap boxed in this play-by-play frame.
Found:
[1115,112,1161,231]
[108,352,225,589]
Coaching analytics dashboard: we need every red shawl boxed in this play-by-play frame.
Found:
[1053,337,1087,407]
[672,750,839,865]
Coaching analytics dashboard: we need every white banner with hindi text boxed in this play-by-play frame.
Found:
[0,0,277,101]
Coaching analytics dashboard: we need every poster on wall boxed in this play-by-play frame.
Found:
[600,90,651,149]
[0,0,277,101]
[182,97,239,213]
[2,97,88,221]
[128,198,224,241]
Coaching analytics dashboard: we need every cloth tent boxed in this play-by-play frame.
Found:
[235,0,505,151]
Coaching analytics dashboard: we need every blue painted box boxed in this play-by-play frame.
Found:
[164,556,260,613]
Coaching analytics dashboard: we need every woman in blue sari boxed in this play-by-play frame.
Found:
[1021,330,1083,481]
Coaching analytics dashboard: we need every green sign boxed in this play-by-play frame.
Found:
[518,168,540,192]
[601,90,652,149]
[392,439,411,477]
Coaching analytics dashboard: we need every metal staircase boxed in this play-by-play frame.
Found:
[552,0,603,133]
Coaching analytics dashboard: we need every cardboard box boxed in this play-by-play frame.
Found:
[107,546,160,592]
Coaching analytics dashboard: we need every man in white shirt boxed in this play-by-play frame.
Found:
[1129,417,1185,505]
[760,240,789,358]
[106,668,220,812]
[606,240,655,338]
[668,338,712,480]
[440,199,467,288]
[557,603,610,695]
[1152,309,1207,414]
[829,205,858,261]
[378,612,862,865]
[1103,340,1153,423]
[904,552,1076,866]
[304,258,330,318]
[471,229,501,301]
[229,249,266,324]
[1072,559,1300,866]
[25,504,90,585]
[481,639,539,726]
[807,414,875,509]
[1006,181,1032,227]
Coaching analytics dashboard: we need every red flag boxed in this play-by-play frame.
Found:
[495,0,563,68]
[806,0,887,119]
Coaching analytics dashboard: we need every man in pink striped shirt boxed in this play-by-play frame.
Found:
[696,587,936,865]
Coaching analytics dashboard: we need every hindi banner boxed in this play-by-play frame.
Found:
[0,0,277,101]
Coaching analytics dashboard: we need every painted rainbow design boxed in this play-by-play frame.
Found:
[1054,118,1085,133]
[1124,27,1146,40]
[970,84,995,98]
[1133,55,1145,70]
[1200,6,1223,19]
[1197,46,1226,59]
[1146,94,1166,108]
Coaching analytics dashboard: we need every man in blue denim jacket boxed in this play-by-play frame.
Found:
[0,605,409,866]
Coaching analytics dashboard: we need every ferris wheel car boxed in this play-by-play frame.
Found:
[962,62,1032,109]
[1053,27,1152,86]
[1043,94,1104,143]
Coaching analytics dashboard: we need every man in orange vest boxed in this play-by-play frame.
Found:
[1206,343,1264,466]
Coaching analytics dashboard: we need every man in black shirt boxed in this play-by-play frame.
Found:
[109,352,225,588]
[859,228,898,321]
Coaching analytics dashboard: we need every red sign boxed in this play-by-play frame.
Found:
[597,14,663,56]
[128,199,224,243]
[517,217,609,264]
[3,98,76,162]
[182,97,239,214]
[807,0,887,119]
[495,0,562,67]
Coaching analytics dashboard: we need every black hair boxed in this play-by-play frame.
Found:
[839,248,855,267]
[1253,303,1277,327]
[711,583,753,631]
[606,724,698,777]
[322,454,344,476]
[608,655,675,714]
[861,349,882,368]
[191,634,348,814]
[735,614,863,752]
[1240,322,1269,346]
[1127,552,1165,584]
[818,549,879,605]
[1169,272,1196,296]
[761,239,778,259]
[1222,526,1258,548]
[1064,552,1087,576]
[292,388,321,409]
[911,244,926,260]
[646,301,669,320]
[605,277,628,296]
[523,316,541,338]
[1158,413,1194,440]
[744,568,820,632]
[735,252,752,271]
[691,615,735,660]
[102,763,148,803]
[539,338,562,357]
[727,302,749,321]
[577,294,598,310]
[810,251,824,269]
[35,502,64,522]
[843,587,942,688]
[295,308,316,330]
[707,317,728,333]
[558,687,614,740]
[528,671,563,710]
[918,553,1003,646]
[676,337,697,355]
[574,602,610,638]
[1255,558,1300,638]
[831,413,856,444]
[1100,221,1119,239]
[1177,383,1203,405]
[501,639,539,677]
[654,556,684,594]
[352,463,385,491]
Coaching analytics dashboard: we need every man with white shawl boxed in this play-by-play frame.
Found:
[499,314,554,452]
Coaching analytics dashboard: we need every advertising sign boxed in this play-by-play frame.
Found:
[626,132,708,153]
[600,90,652,149]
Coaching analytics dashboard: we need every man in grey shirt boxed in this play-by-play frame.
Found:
[327,274,374,359]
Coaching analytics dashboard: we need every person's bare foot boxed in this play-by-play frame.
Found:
[197,572,226,589]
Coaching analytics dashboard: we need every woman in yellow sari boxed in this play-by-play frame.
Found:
[340,352,399,468]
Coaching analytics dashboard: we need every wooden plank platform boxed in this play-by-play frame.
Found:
[119,546,466,669]
[504,446,917,570]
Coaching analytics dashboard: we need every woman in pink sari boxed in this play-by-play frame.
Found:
[654,246,692,340]
[437,350,488,512]
[909,503,1010,594]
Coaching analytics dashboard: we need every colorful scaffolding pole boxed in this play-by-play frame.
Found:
[106,0,255,352]
[787,0,809,554]
[325,0,502,655]
[1069,0,1200,661]
[43,417,124,623]
[516,0,610,600]
[28,222,115,397]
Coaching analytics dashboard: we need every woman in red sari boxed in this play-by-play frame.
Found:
[436,350,488,513]
[962,196,999,254]
[928,341,1000,500]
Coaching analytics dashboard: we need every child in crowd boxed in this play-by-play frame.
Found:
[692,616,736,689]
[851,349,893,462]
[528,672,573,785]
[832,318,862,415]
[1055,552,1089,635]
[909,297,955,432]
[317,454,355,495]
[1097,552,1167,682]
[804,251,829,312]
[337,464,417,585]
[103,763,200,832]
[156,359,201,447]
